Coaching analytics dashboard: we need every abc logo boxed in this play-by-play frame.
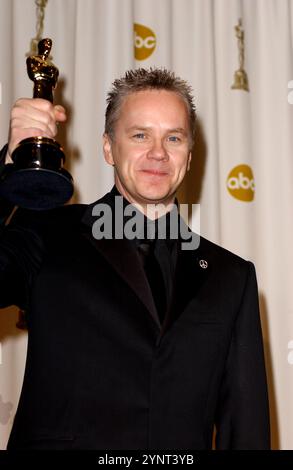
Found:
[226,164,255,202]
[134,23,156,61]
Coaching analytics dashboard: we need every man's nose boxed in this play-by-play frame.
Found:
[147,139,168,160]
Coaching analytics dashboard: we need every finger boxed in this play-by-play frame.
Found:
[12,99,65,131]
[15,98,56,122]
[11,107,57,137]
[13,127,52,141]
[10,116,57,139]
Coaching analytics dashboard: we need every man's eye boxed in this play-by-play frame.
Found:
[133,133,146,139]
[168,135,180,142]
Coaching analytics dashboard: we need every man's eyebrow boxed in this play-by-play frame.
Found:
[167,127,188,135]
[126,126,152,132]
[126,126,188,134]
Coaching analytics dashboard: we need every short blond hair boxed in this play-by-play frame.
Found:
[105,68,196,148]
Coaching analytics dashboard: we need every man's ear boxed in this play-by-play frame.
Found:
[187,151,192,171]
[103,133,114,166]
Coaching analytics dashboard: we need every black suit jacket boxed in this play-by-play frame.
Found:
[0,152,270,450]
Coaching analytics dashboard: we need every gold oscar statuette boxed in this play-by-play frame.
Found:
[0,38,73,210]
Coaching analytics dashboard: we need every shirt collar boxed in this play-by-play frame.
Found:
[110,185,179,250]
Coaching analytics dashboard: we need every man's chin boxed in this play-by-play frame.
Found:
[136,190,173,205]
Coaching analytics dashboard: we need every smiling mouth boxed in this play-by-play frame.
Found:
[140,169,169,176]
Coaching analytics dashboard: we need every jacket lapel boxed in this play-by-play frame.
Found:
[82,233,160,327]
[80,191,160,328]
[159,224,211,339]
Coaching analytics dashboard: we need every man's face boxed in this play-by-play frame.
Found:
[103,89,192,210]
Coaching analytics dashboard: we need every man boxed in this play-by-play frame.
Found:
[0,68,270,449]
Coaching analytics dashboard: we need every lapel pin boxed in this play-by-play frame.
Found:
[199,259,208,269]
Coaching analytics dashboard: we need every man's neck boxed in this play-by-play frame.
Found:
[113,183,175,220]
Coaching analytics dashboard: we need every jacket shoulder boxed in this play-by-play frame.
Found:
[198,235,254,272]
[5,189,115,234]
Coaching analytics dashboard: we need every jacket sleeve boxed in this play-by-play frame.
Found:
[0,213,44,309]
[0,144,15,226]
[215,261,271,449]
[0,144,43,309]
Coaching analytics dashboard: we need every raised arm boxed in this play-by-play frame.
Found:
[0,98,66,308]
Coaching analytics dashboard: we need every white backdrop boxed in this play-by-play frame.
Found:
[0,0,293,449]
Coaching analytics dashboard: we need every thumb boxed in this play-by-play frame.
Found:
[54,104,67,122]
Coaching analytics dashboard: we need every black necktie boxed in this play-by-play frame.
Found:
[137,238,167,325]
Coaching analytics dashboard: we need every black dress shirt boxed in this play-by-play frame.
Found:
[110,185,179,324]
